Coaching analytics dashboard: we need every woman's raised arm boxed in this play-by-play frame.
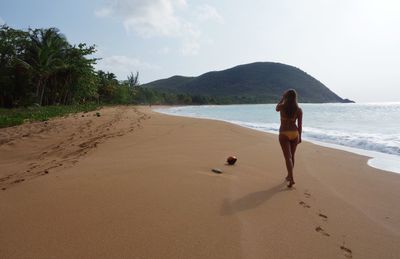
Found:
[276,95,285,111]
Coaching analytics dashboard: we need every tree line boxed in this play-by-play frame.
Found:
[0,25,220,108]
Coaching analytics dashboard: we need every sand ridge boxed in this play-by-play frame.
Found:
[0,106,150,190]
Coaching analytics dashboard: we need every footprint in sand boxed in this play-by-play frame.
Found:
[318,213,328,221]
[0,175,11,182]
[12,178,25,184]
[52,145,61,150]
[304,191,311,198]
[340,245,353,258]
[299,201,311,208]
[315,226,330,237]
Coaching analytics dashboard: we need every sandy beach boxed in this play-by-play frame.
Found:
[1,106,400,258]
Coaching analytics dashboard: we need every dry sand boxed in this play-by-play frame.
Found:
[1,106,400,258]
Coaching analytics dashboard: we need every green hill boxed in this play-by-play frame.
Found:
[143,62,352,103]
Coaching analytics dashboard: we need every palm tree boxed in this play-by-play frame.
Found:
[1,25,99,107]
[127,71,140,88]
[23,28,69,105]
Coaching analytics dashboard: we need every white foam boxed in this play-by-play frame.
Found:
[232,121,400,174]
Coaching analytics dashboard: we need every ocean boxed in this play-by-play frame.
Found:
[155,103,400,174]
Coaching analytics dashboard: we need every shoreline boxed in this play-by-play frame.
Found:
[154,105,400,175]
[1,106,400,258]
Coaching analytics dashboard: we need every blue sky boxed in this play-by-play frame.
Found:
[1,0,400,102]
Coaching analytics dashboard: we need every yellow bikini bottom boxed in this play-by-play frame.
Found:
[280,130,299,141]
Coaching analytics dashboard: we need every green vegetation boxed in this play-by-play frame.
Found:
[143,62,353,103]
[0,103,100,128]
[0,26,99,107]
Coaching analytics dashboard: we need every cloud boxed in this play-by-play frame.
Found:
[94,8,112,18]
[196,4,224,24]
[95,0,222,55]
[95,0,187,37]
[180,22,201,55]
[95,55,159,80]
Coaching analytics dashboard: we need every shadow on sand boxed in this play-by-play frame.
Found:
[221,181,292,216]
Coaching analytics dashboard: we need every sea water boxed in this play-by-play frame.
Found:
[155,103,400,174]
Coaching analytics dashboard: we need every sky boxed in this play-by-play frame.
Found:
[1,0,400,102]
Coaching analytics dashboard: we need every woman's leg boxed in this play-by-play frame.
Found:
[279,134,294,187]
[290,138,298,168]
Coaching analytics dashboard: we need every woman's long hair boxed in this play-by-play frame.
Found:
[283,89,299,118]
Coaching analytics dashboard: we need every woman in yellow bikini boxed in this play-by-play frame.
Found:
[276,89,303,188]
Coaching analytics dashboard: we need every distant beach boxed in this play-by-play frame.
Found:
[1,106,400,258]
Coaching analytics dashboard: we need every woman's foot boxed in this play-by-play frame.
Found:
[287,180,295,188]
